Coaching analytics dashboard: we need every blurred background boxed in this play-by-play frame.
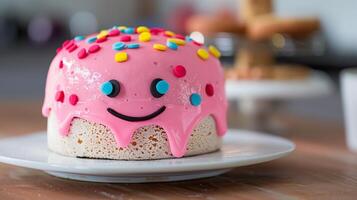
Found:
[0,0,356,126]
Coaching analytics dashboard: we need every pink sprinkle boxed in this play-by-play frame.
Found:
[56,47,62,54]
[108,29,120,37]
[175,34,185,40]
[173,65,186,78]
[59,60,64,69]
[69,94,79,105]
[193,41,203,46]
[55,91,65,103]
[120,35,131,42]
[77,48,87,59]
[205,84,214,96]
[88,45,100,53]
[68,44,78,52]
[150,28,164,35]
[96,37,107,43]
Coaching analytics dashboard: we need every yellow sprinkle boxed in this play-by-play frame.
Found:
[197,48,210,60]
[168,38,186,46]
[137,26,150,33]
[164,31,175,37]
[139,32,151,42]
[97,30,109,39]
[208,45,221,58]
[115,52,128,62]
[118,26,127,31]
[153,44,167,51]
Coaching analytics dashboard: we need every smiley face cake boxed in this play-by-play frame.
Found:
[42,26,227,160]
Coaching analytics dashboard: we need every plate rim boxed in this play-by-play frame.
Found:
[0,129,295,175]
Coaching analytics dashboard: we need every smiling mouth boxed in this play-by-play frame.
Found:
[107,106,166,122]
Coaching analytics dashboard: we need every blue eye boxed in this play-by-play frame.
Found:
[101,80,120,97]
[151,79,169,98]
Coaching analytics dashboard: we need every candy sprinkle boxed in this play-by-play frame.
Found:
[96,37,107,43]
[69,94,79,105]
[108,29,120,37]
[137,26,150,33]
[164,31,175,37]
[74,35,85,41]
[166,41,178,50]
[118,26,127,31]
[168,38,186,46]
[112,42,126,51]
[88,45,101,53]
[197,48,209,60]
[87,37,97,44]
[139,32,151,42]
[127,43,140,49]
[124,27,135,34]
[153,44,167,51]
[190,93,202,106]
[77,48,88,59]
[208,45,221,58]
[115,52,128,62]
[120,35,131,42]
[173,65,186,78]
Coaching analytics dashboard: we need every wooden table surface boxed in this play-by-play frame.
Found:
[0,101,356,200]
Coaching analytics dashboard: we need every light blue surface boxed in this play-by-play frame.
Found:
[101,81,113,95]
[190,93,202,106]
[156,80,169,95]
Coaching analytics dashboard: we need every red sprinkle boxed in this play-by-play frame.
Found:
[120,35,131,42]
[108,29,120,37]
[68,44,78,52]
[88,45,100,53]
[64,40,75,49]
[150,28,164,35]
[56,47,62,54]
[55,91,65,103]
[59,60,64,69]
[62,40,70,47]
[205,84,214,96]
[77,48,87,59]
[69,94,79,105]
[173,65,186,78]
[96,37,107,43]
[193,41,203,46]
[175,34,185,40]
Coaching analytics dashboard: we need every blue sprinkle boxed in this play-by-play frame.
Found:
[124,27,135,34]
[112,42,126,51]
[101,82,113,95]
[185,36,192,42]
[74,35,85,41]
[190,93,202,106]
[127,43,140,49]
[86,37,97,44]
[111,25,119,30]
[167,41,178,50]
[156,80,169,95]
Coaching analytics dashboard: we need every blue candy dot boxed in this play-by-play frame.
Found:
[74,35,85,41]
[185,36,192,42]
[127,43,140,49]
[101,81,113,95]
[87,37,97,44]
[112,42,126,51]
[156,80,169,95]
[190,93,202,106]
[167,41,178,50]
[124,27,135,34]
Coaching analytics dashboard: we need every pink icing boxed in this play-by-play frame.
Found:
[42,28,228,157]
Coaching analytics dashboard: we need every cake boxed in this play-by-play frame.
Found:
[42,26,228,160]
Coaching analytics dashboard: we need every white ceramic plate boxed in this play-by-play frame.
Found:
[0,130,294,183]
[225,71,333,100]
